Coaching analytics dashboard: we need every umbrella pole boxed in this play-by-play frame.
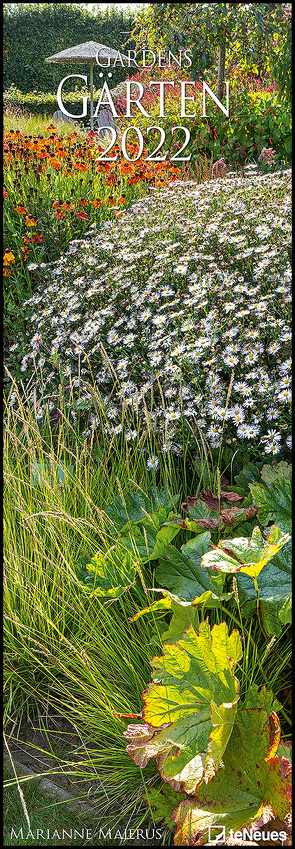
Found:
[90,59,93,130]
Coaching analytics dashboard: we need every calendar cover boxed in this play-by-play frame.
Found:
[3,3,292,846]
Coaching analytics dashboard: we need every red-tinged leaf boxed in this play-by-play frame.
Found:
[123,723,168,768]
[172,708,291,845]
[143,784,186,830]
[182,488,245,514]
[115,712,142,719]
[201,525,290,582]
[124,621,242,794]
[265,712,281,762]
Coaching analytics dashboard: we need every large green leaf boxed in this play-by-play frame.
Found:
[79,546,137,599]
[155,535,231,607]
[104,486,178,532]
[261,461,292,486]
[143,785,185,830]
[235,538,292,636]
[249,478,291,533]
[131,594,201,645]
[201,525,290,583]
[131,535,232,642]
[123,621,242,794]
[120,519,181,564]
[172,708,291,845]
[242,684,281,714]
[233,463,262,495]
[177,493,257,534]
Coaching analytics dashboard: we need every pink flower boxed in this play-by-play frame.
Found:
[212,158,228,178]
[258,147,276,166]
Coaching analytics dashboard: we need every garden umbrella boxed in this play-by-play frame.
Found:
[44,41,130,129]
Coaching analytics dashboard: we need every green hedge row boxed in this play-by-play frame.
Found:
[3,2,135,94]
[3,85,106,120]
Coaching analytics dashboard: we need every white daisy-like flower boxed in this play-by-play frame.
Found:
[208,423,222,436]
[266,408,279,421]
[246,424,260,438]
[150,352,163,366]
[174,263,188,275]
[112,424,123,435]
[229,405,245,424]
[260,429,281,444]
[172,344,186,357]
[153,314,167,327]
[279,376,291,388]
[165,409,181,421]
[210,434,222,448]
[223,354,239,367]
[125,430,138,441]
[147,455,159,471]
[236,423,249,438]
[244,351,259,365]
[107,329,120,344]
[264,440,281,455]
[267,341,281,355]
[123,333,136,346]
[277,389,292,403]
[139,308,152,322]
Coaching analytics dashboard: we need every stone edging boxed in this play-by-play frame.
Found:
[3,751,98,821]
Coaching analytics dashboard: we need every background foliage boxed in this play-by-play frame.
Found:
[3,2,136,93]
[129,2,292,105]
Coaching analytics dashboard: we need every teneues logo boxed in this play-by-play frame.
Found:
[208,826,288,844]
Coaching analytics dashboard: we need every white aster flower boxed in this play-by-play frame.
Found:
[147,455,159,471]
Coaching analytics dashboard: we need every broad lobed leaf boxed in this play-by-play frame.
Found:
[172,708,291,845]
[124,621,242,794]
[249,478,291,533]
[200,525,290,583]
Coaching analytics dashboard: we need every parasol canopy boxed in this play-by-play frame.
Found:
[44,40,130,129]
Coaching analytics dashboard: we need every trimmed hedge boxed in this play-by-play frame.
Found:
[3,3,135,94]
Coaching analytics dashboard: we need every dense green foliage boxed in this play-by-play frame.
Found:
[130,3,292,105]
[117,469,291,842]
[3,2,136,93]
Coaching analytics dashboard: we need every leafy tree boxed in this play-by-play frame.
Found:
[129,3,291,102]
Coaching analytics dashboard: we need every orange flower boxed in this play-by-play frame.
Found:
[55,211,66,219]
[14,205,28,214]
[75,211,88,220]
[20,248,31,260]
[3,251,15,265]
[25,216,37,227]
[73,163,89,172]
[61,202,75,211]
